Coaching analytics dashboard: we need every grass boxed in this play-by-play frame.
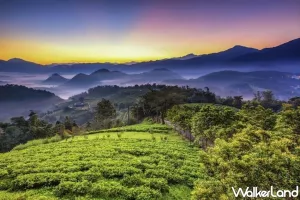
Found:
[0,123,202,200]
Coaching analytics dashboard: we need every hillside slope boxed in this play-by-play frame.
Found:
[0,85,63,121]
[0,124,202,200]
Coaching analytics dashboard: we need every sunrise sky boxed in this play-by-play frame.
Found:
[0,0,300,64]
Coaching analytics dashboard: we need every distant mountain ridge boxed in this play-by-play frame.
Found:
[164,70,300,99]
[231,38,300,62]
[171,53,199,60]
[0,37,300,73]
[49,68,182,89]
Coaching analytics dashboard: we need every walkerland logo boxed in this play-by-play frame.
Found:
[232,186,299,198]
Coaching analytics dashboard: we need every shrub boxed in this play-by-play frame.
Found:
[121,174,144,187]
[151,135,156,141]
[131,186,162,200]
[117,133,122,139]
[144,178,169,193]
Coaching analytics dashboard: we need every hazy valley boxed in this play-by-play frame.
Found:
[1,38,300,122]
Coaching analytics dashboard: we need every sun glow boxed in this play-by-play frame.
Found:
[0,38,170,64]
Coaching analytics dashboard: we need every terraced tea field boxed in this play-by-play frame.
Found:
[0,124,203,200]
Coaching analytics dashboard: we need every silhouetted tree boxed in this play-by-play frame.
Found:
[233,96,243,108]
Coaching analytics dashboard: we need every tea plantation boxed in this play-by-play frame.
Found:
[0,124,203,200]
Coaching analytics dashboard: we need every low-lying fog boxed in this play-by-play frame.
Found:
[0,70,215,99]
[1,65,299,100]
[0,72,82,99]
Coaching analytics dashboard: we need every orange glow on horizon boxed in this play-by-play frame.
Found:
[0,33,299,65]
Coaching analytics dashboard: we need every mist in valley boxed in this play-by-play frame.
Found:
[1,61,300,123]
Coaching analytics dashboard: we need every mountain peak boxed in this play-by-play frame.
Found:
[185,53,196,56]
[232,37,300,62]
[232,45,247,49]
[230,45,257,51]
[221,45,259,55]
[92,68,110,74]
[172,53,198,60]
[51,73,62,77]
[7,58,28,63]
[43,73,68,84]
[76,73,88,77]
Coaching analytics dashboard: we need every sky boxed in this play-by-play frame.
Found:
[0,0,300,64]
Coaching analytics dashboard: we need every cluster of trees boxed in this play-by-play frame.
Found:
[67,85,289,130]
[0,111,55,152]
[167,102,300,199]
[82,85,217,130]
[0,111,82,152]
[130,85,290,126]
[131,85,217,124]
[217,90,283,110]
[71,84,163,101]
[193,104,300,199]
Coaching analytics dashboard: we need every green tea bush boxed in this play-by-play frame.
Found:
[0,124,200,199]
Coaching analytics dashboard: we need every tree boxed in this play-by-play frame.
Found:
[288,96,300,108]
[191,105,237,148]
[222,96,234,106]
[1,126,27,150]
[86,121,92,131]
[28,111,38,127]
[138,86,189,124]
[0,127,4,136]
[64,116,73,131]
[277,103,300,134]
[233,96,243,108]
[93,99,117,129]
[253,91,262,102]
[262,90,274,103]
[72,120,78,127]
[54,123,65,138]
[189,88,216,103]
[192,126,299,200]
[261,90,275,108]
[95,99,116,120]
[10,116,28,127]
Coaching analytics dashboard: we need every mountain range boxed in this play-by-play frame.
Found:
[42,68,182,89]
[0,38,299,73]
[164,70,300,99]
[39,66,300,101]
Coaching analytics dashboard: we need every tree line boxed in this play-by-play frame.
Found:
[0,111,80,152]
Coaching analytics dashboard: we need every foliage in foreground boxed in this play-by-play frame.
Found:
[0,125,202,200]
[167,103,300,199]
